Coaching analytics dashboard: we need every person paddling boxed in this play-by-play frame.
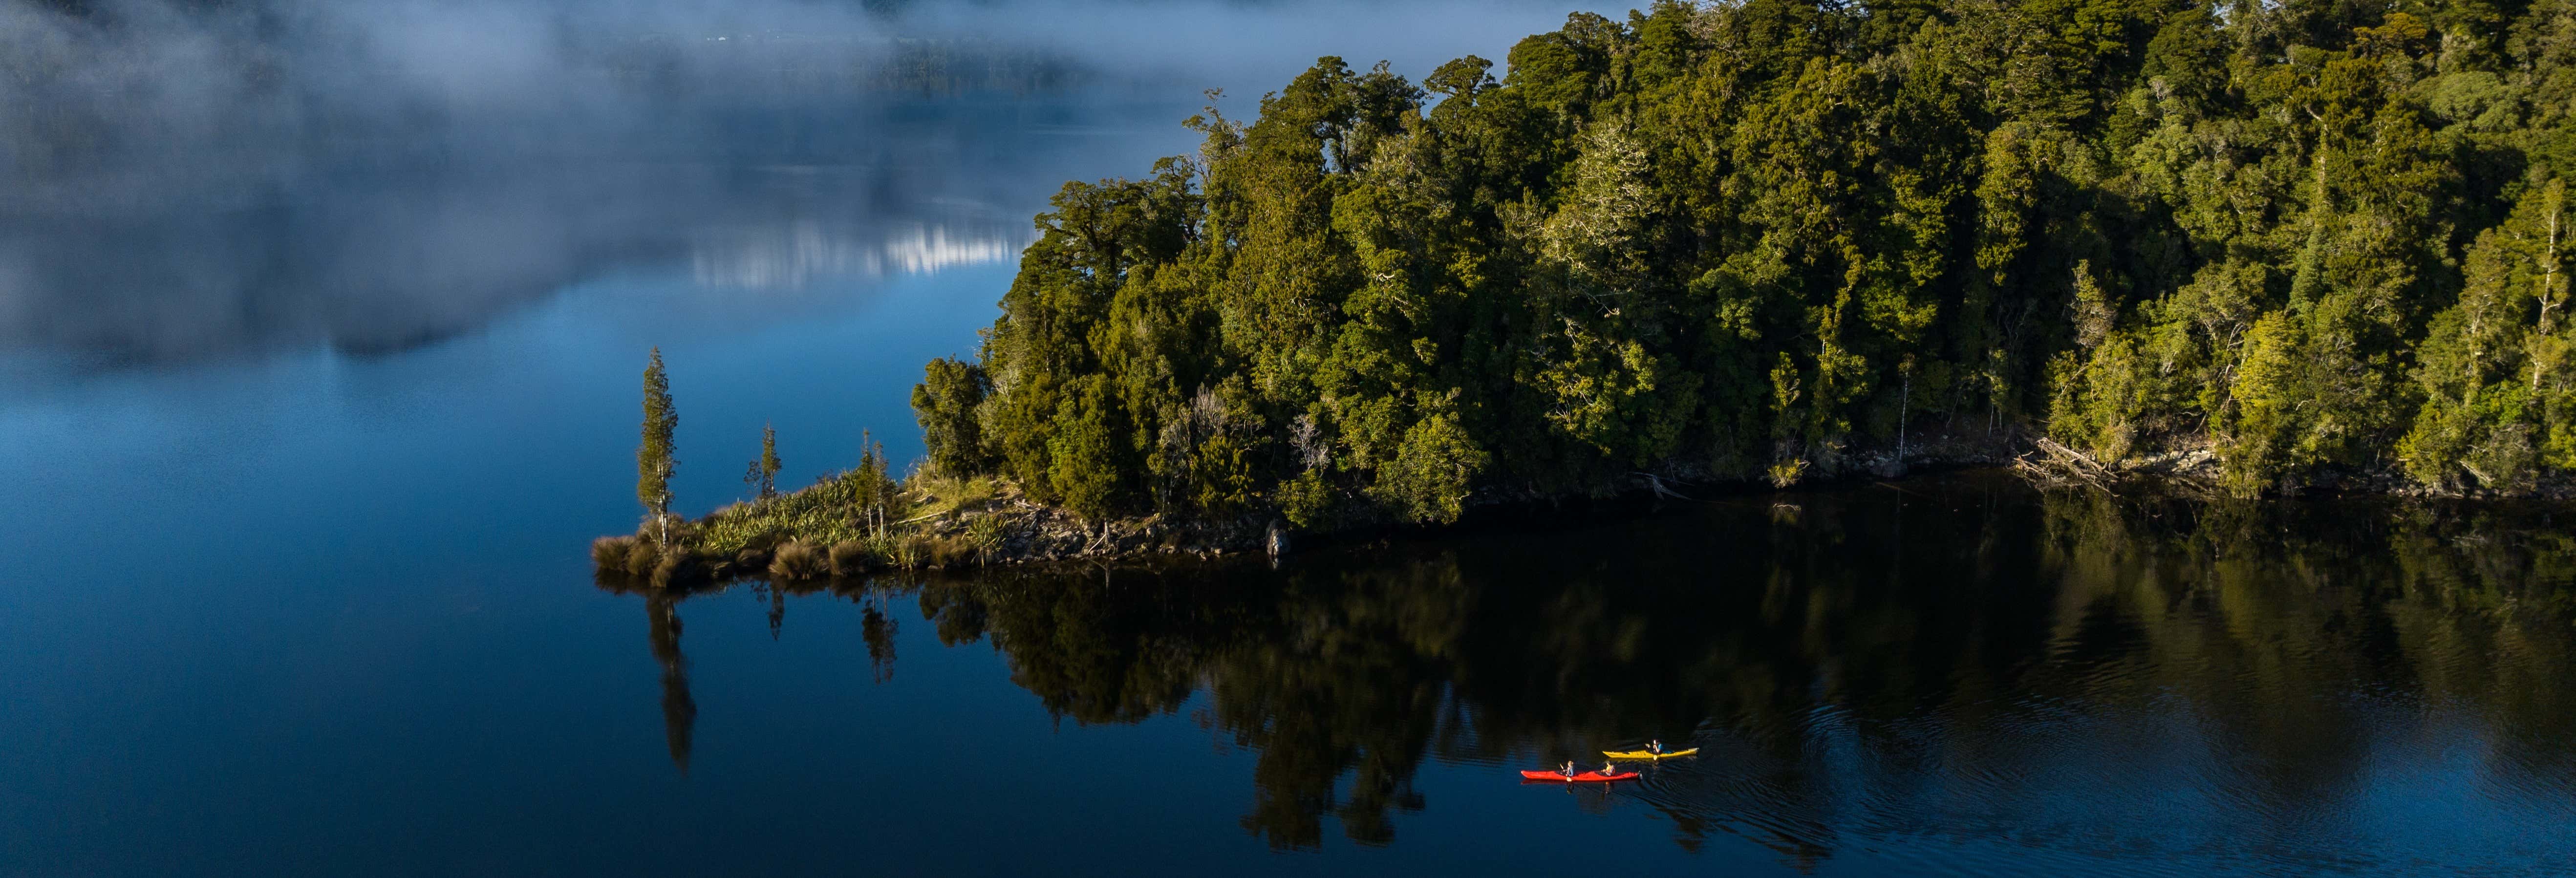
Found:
[1603,760,1618,776]
[1649,739,1663,755]
[1560,761,1577,779]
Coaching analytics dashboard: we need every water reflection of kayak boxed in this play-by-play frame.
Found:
[1520,771,1640,782]
[1601,748,1698,760]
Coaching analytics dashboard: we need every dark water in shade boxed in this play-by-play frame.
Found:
[593,478,2576,878]
[6,107,2576,878]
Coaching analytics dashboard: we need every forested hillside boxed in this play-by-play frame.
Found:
[914,0,2576,523]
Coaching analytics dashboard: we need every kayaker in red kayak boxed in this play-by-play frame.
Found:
[1603,760,1619,776]
[1521,765,1638,781]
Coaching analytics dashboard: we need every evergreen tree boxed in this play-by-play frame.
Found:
[851,429,892,536]
[912,357,991,475]
[639,348,677,543]
[761,424,781,499]
[743,423,782,500]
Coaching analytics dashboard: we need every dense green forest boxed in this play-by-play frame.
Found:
[912,0,2576,522]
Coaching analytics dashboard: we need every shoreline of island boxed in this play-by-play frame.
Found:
[590,422,2565,590]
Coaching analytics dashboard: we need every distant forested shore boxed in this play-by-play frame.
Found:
[605,0,2576,582]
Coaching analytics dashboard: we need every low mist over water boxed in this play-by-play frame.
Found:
[0,0,1612,365]
[0,100,1139,363]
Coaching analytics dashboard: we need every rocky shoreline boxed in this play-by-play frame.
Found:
[2008,433,2576,500]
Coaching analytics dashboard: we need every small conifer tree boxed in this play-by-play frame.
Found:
[638,348,678,544]
[762,425,782,498]
[745,424,782,500]
[853,429,891,536]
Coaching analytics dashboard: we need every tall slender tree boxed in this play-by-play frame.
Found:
[639,348,678,544]
[758,424,781,499]
[854,429,891,536]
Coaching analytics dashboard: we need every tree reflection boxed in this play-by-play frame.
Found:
[600,471,2576,860]
[646,593,696,776]
[861,601,898,685]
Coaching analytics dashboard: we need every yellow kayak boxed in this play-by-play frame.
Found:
[1602,748,1698,760]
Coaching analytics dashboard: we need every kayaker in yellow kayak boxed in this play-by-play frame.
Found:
[1604,741,1697,759]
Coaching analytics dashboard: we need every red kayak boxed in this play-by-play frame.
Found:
[1520,770,1640,782]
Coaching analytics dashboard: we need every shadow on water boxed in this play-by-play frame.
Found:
[597,471,2576,868]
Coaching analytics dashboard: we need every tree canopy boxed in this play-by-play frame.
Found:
[919,0,2576,514]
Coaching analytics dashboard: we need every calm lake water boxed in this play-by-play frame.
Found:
[7,98,2576,876]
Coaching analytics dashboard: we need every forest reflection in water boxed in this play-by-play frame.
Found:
[596,471,2576,867]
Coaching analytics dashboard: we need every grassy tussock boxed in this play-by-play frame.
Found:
[592,535,633,569]
[828,540,872,576]
[922,534,981,568]
[648,544,693,588]
[623,538,661,576]
[769,539,826,580]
